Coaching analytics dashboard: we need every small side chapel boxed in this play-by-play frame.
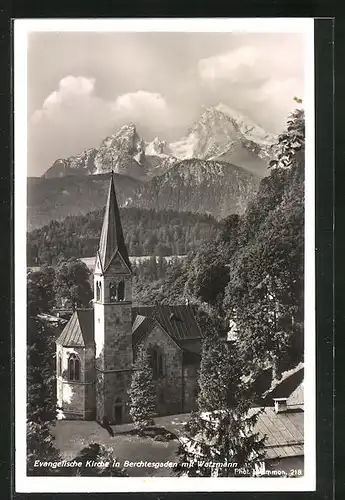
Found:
[56,174,201,423]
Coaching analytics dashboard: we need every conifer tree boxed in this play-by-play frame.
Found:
[128,348,156,432]
[175,337,266,477]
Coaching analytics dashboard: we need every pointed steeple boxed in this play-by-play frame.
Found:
[98,173,131,272]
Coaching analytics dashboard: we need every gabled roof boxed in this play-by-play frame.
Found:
[131,305,201,362]
[287,382,304,407]
[132,306,155,321]
[132,315,156,345]
[246,363,304,406]
[56,309,94,347]
[156,305,201,341]
[132,304,201,343]
[98,173,131,272]
[262,365,304,405]
[250,406,304,460]
[56,304,201,356]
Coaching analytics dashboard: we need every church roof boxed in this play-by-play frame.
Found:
[56,309,94,347]
[56,304,201,357]
[132,314,156,345]
[98,173,131,272]
[132,304,201,353]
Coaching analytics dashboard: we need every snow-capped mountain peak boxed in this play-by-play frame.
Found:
[169,103,277,176]
[100,122,139,149]
[145,137,170,157]
[212,103,276,146]
[43,104,277,181]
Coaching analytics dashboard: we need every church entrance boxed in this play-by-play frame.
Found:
[113,398,123,424]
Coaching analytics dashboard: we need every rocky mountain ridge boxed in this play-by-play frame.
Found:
[43,104,278,180]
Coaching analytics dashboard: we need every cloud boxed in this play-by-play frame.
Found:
[197,41,304,133]
[27,34,305,175]
[112,90,168,125]
[198,46,257,82]
[32,76,97,124]
[29,77,172,174]
[254,78,300,103]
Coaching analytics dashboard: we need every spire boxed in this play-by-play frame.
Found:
[98,172,131,271]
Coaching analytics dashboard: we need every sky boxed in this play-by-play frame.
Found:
[27,31,305,177]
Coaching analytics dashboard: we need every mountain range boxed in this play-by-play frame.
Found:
[43,104,277,180]
[28,105,277,230]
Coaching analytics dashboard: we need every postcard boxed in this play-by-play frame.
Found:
[15,17,315,493]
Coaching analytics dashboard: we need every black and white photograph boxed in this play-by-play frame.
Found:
[15,18,315,493]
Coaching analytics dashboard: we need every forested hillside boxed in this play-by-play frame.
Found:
[27,207,218,265]
[134,109,305,376]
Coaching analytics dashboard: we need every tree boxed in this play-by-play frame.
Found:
[128,348,156,432]
[72,443,127,476]
[223,107,305,375]
[175,337,266,477]
[27,317,58,423]
[53,258,92,309]
[27,421,62,476]
[184,242,230,308]
[27,309,61,475]
[219,213,240,247]
[27,266,55,316]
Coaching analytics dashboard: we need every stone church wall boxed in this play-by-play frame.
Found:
[138,324,184,416]
[84,346,96,419]
[103,303,133,371]
[96,369,132,424]
[56,345,95,420]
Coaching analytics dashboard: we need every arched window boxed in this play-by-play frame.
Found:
[96,281,101,302]
[58,354,62,376]
[149,348,164,380]
[109,280,125,302]
[68,353,80,381]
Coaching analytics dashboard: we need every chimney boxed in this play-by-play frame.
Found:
[273,398,288,414]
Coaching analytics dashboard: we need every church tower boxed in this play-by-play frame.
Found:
[94,173,133,424]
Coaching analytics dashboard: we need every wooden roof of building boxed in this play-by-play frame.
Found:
[250,406,304,460]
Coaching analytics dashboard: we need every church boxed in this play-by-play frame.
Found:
[56,174,201,424]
